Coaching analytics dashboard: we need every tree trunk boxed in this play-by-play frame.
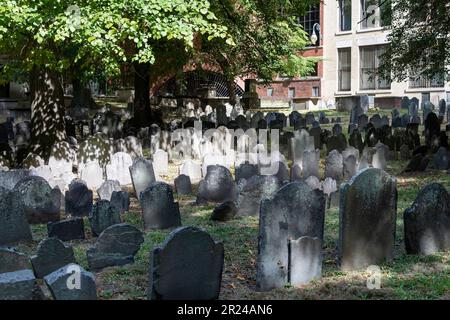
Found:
[227,79,237,106]
[30,67,66,159]
[133,62,153,128]
[70,77,96,109]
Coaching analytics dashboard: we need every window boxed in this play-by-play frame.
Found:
[360,0,391,29]
[267,88,274,97]
[288,88,296,98]
[297,5,320,37]
[360,45,391,90]
[338,48,352,91]
[312,87,320,97]
[339,0,352,31]
[409,74,445,89]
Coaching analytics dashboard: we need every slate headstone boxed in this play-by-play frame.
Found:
[31,238,76,278]
[0,188,32,246]
[0,270,36,300]
[174,174,192,195]
[47,218,85,241]
[129,157,156,200]
[89,200,121,236]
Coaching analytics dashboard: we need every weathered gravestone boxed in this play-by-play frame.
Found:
[235,162,258,182]
[211,201,237,222]
[174,174,192,195]
[106,152,133,185]
[0,248,30,274]
[236,175,282,217]
[31,238,76,278]
[110,191,130,215]
[197,165,237,204]
[0,188,32,245]
[89,200,121,236]
[302,149,320,179]
[404,183,450,255]
[289,236,322,286]
[13,176,60,224]
[129,157,156,200]
[153,149,169,177]
[257,182,325,291]
[0,169,30,190]
[140,182,181,230]
[148,226,224,300]
[80,161,104,191]
[87,224,144,271]
[343,155,357,180]
[44,264,97,300]
[324,150,343,182]
[65,179,93,217]
[47,218,85,241]
[97,180,121,201]
[0,270,36,300]
[434,147,449,170]
[338,168,397,271]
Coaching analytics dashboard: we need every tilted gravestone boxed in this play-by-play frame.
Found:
[236,175,282,217]
[65,179,93,217]
[257,182,325,291]
[31,238,76,278]
[404,183,450,255]
[0,188,32,246]
[211,201,237,222]
[97,180,121,201]
[13,176,60,224]
[0,270,36,300]
[338,168,397,271]
[140,182,181,230]
[87,224,144,271]
[148,226,224,300]
[196,165,237,204]
[47,218,85,241]
[0,248,30,274]
[174,174,192,195]
[129,157,156,200]
[44,264,97,300]
[89,200,121,236]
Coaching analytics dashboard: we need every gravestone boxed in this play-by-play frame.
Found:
[110,191,130,215]
[257,182,325,291]
[343,155,357,180]
[65,179,93,217]
[31,238,76,278]
[302,149,320,179]
[174,174,192,195]
[324,150,343,182]
[47,218,85,241]
[140,182,181,230]
[87,224,144,271]
[153,149,169,177]
[399,144,411,161]
[129,158,156,200]
[197,165,237,204]
[211,201,237,222]
[89,200,122,236]
[13,176,60,224]
[179,160,202,183]
[106,152,133,185]
[0,248,30,274]
[305,176,321,190]
[44,264,97,300]
[237,175,282,217]
[97,180,121,201]
[401,96,410,110]
[339,168,397,271]
[372,145,387,171]
[80,161,104,191]
[404,183,450,255]
[0,270,36,300]
[0,189,32,245]
[434,147,449,170]
[235,162,258,182]
[148,226,224,300]
[289,237,322,286]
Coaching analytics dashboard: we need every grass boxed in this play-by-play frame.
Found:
[18,108,450,300]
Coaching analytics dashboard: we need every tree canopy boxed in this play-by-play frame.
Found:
[379,0,450,82]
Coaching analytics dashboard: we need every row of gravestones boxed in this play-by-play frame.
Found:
[0,224,224,300]
[1,168,448,298]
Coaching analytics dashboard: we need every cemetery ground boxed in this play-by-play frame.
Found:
[10,108,450,300]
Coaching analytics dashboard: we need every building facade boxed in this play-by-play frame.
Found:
[255,4,325,110]
[322,0,450,109]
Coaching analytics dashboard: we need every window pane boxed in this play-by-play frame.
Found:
[338,48,351,91]
[298,5,320,37]
[340,0,352,31]
[360,45,391,90]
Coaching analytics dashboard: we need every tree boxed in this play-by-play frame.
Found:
[0,0,227,156]
[378,0,450,83]
[194,0,321,101]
